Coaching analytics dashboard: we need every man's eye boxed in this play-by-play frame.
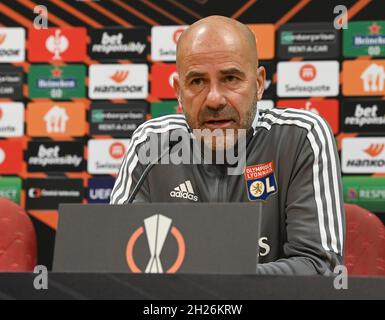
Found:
[191,78,204,86]
[225,75,238,82]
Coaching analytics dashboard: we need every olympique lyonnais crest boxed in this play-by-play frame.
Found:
[244,161,278,201]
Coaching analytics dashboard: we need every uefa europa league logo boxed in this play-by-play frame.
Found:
[126,214,185,273]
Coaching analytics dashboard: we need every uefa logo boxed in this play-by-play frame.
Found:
[126,214,185,273]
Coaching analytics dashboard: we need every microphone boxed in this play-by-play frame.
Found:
[126,134,184,204]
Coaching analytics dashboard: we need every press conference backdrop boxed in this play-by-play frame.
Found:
[0,0,384,268]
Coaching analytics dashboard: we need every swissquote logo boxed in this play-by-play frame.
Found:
[0,28,25,62]
[170,180,198,202]
[299,64,317,81]
[342,137,385,173]
[173,28,185,44]
[89,64,148,99]
[109,142,126,159]
[151,63,177,99]
[0,102,24,137]
[126,214,185,273]
[277,61,339,97]
[0,140,23,174]
[151,25,188,61]
[87,139,131,174]
[0,147,5,166]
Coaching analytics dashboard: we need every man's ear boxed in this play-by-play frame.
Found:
[172,72,181,103]
[256,66,266,101]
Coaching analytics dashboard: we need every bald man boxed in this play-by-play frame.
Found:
[111,16,345,276]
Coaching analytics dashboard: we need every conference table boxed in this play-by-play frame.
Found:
[0,273,384,300]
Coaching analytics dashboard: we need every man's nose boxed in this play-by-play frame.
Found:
[205,83,226,109]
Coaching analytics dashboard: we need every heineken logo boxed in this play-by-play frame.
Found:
[28,65,85,99]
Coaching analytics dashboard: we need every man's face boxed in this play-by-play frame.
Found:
[174,32,265,150]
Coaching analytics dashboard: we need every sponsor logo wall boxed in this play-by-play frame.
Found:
[27,102,86,137]
[87,139,131,174]
[276,99,339,134]
[277,61,339,97]
[28,27,87,62]
[278,23,339,59]
[25,178,84,210]
[88,64,148,99]
[0,102,24,137]
[342,137,385,173]
[0,66,23,99]
[343,176,385,213]
[0,28,25,63]
[341,100,385,133]
[27,141,85,172]
[89,27,149,61]
[28,65,86,99]
[87,177,116,204]
[90,102,147,137]
[0,18,384,228]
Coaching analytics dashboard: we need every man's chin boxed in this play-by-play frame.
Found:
[200,130,241,151]
[202,120,237,130]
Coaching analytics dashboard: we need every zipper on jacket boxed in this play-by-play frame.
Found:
[217,171,228,202]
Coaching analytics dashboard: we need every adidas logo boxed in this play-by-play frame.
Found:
[170,180,198,202]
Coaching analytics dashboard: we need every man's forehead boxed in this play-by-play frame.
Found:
[177,20,257,70]
[179,29,248,56]
[179,49,252,75]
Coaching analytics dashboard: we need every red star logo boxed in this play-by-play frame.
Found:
[51,67,62,78]
[369,22,381,35]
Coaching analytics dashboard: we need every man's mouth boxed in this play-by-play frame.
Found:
[203,119,236,129]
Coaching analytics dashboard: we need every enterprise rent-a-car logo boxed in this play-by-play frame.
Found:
[0,66,23,99]
[90,102,147,137]
[278,23,339,59]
